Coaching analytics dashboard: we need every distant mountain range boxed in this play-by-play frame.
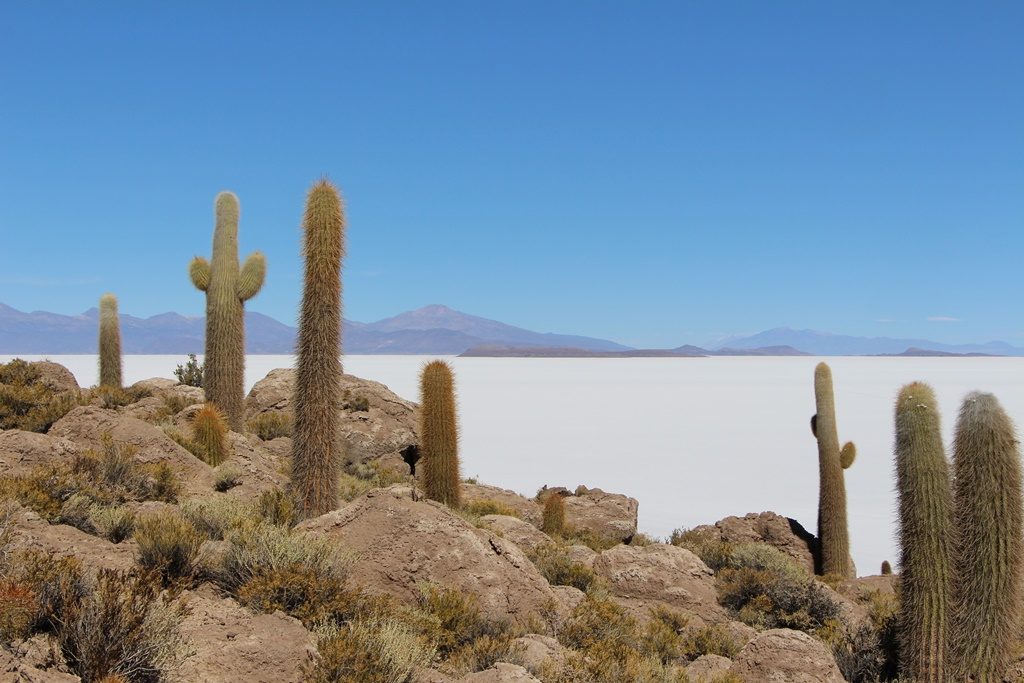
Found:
[1,303,1021,356]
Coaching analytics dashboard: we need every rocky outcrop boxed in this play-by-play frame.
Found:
[217,434,290,499]
[458,664,541,682]
[0,430,83,476]
[463,483,542,526]
[24,361,80,394]
[591,544,730,625]
[686,654,733,682]
[7,505,137,573]
[0,635,78,682]
[130,377,205,404]
[689,511,817,574]
[177,584,316,682]
[728,629,844,682]
[48,406,214,495]
[478,515,550,553]
[297,485,561,624]
[562,488,638,542]
[512,634,567,674]
[245,368,417,467]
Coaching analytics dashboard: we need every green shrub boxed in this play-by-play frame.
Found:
[256,488,298,527]
[0,549,88,634]
[92,385,151,409]
[306,618,436,683]
[0,437,180,521]
[417,584,513,659]
[669,527,734,571]
[716,566,840,633]
[134,512,204,584]
[57,568,190,682]
[247,412,292,440]
[173,354,204,388]
[218,521,344,590]
[213,464,242,492]
[89,505,136,543]
[0,578,36,640]
[461,498,520,518]
[180,497,252,540]
[0,360,78,432]
[529,544,598,592]
[238,563,361,627]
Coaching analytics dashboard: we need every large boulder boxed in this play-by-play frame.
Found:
[245,368,417,467]
[0,430,83,476]
[458,664,541,682]
[463,483,542,526]
[48,406,214,495]
[591,544,730,625]
[511,634,567,675]
[562,488,638,543]
[28,361,80,394]
[688,511,817,575]
[686,654,733,682]
[177,584,316,682]
[130,377,205,405]
[297,485,561,624]
[478,515,551,553]
[217,434,290,500]
[7,505,137,573]
[728,629,844,682]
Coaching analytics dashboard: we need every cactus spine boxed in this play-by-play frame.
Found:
[419,360,461,507]
[98,293,123,388]
[894,382,952,683]
[193,404,229,466]
[811,362,855,577]
[292,180,344,518]
[189,192,265,430]
[949,392,1023,681]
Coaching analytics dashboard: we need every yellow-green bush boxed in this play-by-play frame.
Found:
[716,565,840,632]
[0,549,87,635]
[213,464,242,492]
[669,527,735,571]
[181,496,252,540]
[57,568,189,682]
[541,492,566,536]
[529,544,598,592]
[247,412,292,440]
[0,578,36,640]
[134,512,204,584]
[89,505,136,543]
[217,521,344,590]
[256,487,298,527]
[306,618,436,683]
[0,437,180,522]
[0,359,79,432]
[461,498,520,518]
[238,563,362,627]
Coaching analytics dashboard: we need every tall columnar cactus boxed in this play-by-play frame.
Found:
[98,293,123,388]
[950,392,1023,681]
[189,192,265,430]
[419,360,461,507]
[292,180,344,518]
[894,382,952,683]
[811,362,855,577]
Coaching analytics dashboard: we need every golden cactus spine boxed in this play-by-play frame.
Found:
[541,491,566,536]
[292,180,344,518]
[98,293,123,388]
[193,403,229,466]
[950,392,1023,681]
[811,362,855,577]
[189,192,265,430]
[894,382,952,683]
[419,360,461,507]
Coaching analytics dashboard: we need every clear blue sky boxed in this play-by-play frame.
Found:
[1,2,1021,348]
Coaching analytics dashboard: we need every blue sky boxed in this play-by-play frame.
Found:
[1,2,1021,348]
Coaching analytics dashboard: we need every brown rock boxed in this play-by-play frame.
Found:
[48,405,214,495]
[0,430,83,476]
[216,434,290,500]
[30,361,80,394]
[0,635,78,682]
[176,584,315,683]
[686,654,733,682]
[7,505,137,573]
[478,515,551,553]
[550,585,586,615]
[458,663,541,682]
[565,544,597,567]
[131,377,205,405]
[563,488,638,543]
[591,544,730,625]
[245,368,417,467]
[689,511,817,575]
[120,396,170,422]
[463,483,542,526]
[728,629,844,682]
[512,634,567,674]
[297,485,561,624]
